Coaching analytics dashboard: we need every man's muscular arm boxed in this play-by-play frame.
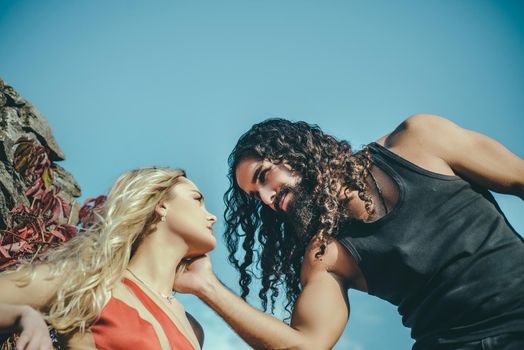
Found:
[178,239,354,350]
[388,114,524,199]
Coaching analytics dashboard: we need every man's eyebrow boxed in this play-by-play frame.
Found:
[251,164,263,184]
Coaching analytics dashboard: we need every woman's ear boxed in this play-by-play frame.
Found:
[155,202,168,218]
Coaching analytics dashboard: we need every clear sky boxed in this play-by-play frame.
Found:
[1,1,523,349]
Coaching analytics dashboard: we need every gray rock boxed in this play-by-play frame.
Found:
[0,77,81,230]
[0,93,65,162]
[0,161,30,229]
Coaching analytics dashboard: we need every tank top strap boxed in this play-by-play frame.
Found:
[122,278,195,350]
[368,142,461,181]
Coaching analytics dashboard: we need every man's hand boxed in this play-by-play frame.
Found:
[172,239,354,350]
[173,255,218,297]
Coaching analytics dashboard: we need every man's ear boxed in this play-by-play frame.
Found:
[281,160,294,171]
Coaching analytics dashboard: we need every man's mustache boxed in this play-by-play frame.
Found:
[274,186,293,213]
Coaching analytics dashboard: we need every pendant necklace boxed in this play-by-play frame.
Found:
[125,268,176,304]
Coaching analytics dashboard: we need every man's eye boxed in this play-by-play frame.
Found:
[258,168,269,184]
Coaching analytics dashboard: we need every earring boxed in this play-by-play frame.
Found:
[161,213,167,222]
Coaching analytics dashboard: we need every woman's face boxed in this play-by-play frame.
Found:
[163,178,217,256]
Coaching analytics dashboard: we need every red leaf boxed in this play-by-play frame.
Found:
[20,242,34,252]
[78,195,106,228]
[0,242,25,254]
[11,204,30,214]
[61,199,71,219]
[47,202,62,225]
[41,192,56,214]
[95,195,107,206]
[25,178,43,196]
[82,197,95,206]
[18,241,27,252]
[82,195,107,207]
[17,227,28,239]
[49,229,66,241]
[0,260,18,270]
[0,246,11,258]
[54,224,77,240]
[64,225,77,238]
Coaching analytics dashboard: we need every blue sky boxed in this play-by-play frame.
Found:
[1,1,523,349]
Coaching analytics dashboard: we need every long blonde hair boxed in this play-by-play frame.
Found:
[9,167,186,334]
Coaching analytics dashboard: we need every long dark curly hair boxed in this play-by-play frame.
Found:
[223,118,374,319]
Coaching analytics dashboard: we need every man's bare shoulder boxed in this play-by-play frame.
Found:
[301,236,367,291]
[374,114,457,176]
[377,114,456,147]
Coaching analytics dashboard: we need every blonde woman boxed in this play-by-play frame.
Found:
[0,167,217,349]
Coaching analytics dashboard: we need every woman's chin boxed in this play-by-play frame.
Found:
[189,238,217,256]
[204,238,217,253]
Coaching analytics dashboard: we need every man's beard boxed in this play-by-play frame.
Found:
[276,179,321,241]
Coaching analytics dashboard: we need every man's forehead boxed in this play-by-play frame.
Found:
[236,158,265,174]
[235,158,264,185]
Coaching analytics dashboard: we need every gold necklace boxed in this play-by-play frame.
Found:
[125,268,176,304]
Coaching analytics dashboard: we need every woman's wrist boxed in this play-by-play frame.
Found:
[17,305,37,327]
[19,305,37,318]
[0,304,33,331]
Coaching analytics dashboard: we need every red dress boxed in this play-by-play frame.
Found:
[91,278,196,350]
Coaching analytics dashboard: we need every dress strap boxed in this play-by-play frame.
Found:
[122,278,195,350]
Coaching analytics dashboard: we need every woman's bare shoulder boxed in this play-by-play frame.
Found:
[0,264,62,310]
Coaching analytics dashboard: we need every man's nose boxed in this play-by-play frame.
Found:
[259,186,276,208]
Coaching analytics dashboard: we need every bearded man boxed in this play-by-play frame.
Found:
[175,114,524,350]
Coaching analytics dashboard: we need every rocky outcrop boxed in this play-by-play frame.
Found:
[0,78,81,229]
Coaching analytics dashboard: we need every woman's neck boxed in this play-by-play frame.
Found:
[126,230,188,296]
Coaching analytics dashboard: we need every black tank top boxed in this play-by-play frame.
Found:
[339,142,524,348]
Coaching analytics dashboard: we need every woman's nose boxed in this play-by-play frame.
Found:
[208,213,217,224]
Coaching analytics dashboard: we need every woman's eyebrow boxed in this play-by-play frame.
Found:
[191,190,204,198]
